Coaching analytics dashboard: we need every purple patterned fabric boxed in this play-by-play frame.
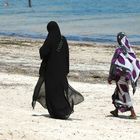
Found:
[112,76,133,113]
[120,84,128,92]
[129,53,136,59]
[118,55,125,65]
[111,48,121,64]
[136,60,140,69]
[124,37,130,49]
[110,34,139,113]
[132,70,137,79]
[111,36,140,83]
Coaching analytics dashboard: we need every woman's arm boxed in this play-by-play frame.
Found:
[39,38,51,60]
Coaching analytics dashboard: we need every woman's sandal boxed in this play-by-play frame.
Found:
[129,115,137,119]
[110,110,118,117]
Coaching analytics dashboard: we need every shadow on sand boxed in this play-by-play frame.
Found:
[106,114,140,120]
[32,114,82,121]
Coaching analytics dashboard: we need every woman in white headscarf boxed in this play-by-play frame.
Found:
[108,32,140,119]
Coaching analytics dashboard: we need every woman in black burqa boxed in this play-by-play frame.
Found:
[32,21,84,119]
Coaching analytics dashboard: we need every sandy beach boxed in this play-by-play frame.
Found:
[0,37,140,140]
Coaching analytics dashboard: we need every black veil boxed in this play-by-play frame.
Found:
[32,77,84,109]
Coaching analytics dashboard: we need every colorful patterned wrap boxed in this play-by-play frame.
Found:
[111,36,140,84]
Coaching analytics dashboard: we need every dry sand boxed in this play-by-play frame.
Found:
[0,37,140,140]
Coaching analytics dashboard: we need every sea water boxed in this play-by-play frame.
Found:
[0,0,140,45]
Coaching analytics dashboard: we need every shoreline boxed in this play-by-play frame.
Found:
[1,32,140,46]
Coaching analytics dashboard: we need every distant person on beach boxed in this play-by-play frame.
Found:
[4,0,9,7]
[32,21,84,119]
[108,32,140,119]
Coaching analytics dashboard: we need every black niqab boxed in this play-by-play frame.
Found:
[39,21,61,60]
[32,21,84,119]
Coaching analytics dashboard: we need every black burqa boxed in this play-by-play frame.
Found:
[32,21,84,119]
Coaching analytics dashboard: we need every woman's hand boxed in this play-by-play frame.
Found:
[108,77,112,84]
[31,101,36,109]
